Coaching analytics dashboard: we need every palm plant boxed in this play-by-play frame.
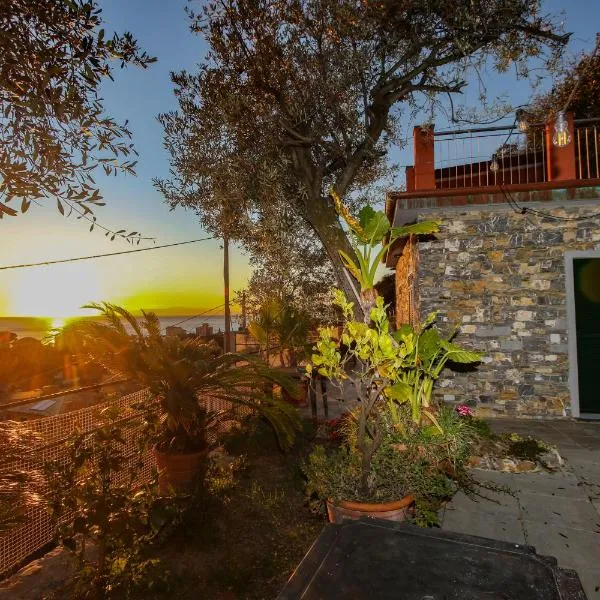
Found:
[64,303,301,454]
[276,302,311,366]
[248,298,311,367]
[247,299,280,365]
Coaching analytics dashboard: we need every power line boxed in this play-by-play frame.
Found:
[165,303,227,331]
[0,237,214,270]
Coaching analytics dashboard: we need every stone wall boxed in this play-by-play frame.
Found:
[402,201,600,418]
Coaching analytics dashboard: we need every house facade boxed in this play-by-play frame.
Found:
[386,114,600,419]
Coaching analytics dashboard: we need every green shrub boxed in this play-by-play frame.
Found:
[44,406,170,599]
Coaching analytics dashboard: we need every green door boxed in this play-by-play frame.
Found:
[573,258,600,415]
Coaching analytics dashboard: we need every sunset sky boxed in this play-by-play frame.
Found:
[0,0,597,318]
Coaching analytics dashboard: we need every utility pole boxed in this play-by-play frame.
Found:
[240,291,247,331]
[223,233,231,353]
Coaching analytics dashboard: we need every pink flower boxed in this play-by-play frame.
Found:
[456,404,474,417]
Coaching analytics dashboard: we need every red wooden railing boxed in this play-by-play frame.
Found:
[406,114,600,193]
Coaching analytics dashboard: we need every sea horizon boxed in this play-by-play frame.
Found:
[0,315,240,341]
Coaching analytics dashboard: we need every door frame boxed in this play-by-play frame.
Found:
[565,250,600,419]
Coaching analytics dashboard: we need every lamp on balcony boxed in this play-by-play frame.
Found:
[552,111,572,148]
[516,109,528,132]
[489,154,500,173]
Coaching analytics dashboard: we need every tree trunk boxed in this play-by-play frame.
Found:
[303,195,364,320]
[360,287,378,323]
[223,234,231,352]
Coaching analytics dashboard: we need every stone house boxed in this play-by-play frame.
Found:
[386,113,600,419]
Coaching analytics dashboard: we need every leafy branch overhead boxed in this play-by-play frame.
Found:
[330,187,439,293]
[0,0,156,224]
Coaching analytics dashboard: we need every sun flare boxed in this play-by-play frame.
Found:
[8,263,102,318]
[51,317,65,330]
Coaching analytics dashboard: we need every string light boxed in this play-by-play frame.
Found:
[515,109,529,132]
[552,110,572,147]
[550,35,600,148]
[489,154,500,173]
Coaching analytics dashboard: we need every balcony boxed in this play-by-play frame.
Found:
[391,113,600,213]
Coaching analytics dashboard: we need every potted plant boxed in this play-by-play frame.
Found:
[66,303,301,494]
[248,297,312,405]
[247,297,311,368]
[304,291,482,524]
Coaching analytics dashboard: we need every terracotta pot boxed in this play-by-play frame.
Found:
[275,366,308,405]
[326,495,415,524]
[154,447,208,495]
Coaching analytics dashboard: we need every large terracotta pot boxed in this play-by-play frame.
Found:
[154,448,208,495]
[273,367,307,406]
[326,495,414,524]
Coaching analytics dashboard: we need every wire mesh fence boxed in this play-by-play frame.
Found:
[0,388,248,578]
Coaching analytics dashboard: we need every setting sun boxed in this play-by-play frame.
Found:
[51,317,66,330]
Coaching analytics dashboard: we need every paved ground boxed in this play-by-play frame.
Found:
[441,418,600,600]
[298,376,359,421]
[4,382,599,598]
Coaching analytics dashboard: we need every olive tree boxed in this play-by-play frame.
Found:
[157,0,568,310]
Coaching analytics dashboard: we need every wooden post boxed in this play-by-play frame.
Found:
[223,234,231,353]
[320,375,328,419]
[413,126,436,190]
[240,291,247,331]
[309,372,318,419]
[545,112,577,182]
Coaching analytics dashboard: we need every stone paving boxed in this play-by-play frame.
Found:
[441,418,600,600]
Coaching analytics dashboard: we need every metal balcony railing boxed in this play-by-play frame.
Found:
[575,118,600,180]
[433,124,547,189]
[406,114,600,195]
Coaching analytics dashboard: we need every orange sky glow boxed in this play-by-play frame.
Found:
[0,210,249,318]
